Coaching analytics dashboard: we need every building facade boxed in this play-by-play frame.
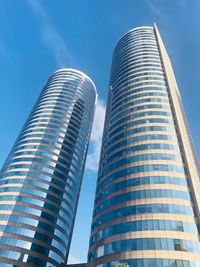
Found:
[88,25,200,267]
[0,68,97,267]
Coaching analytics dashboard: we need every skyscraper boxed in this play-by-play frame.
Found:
[88,25,200,267]
[0,68,97,267]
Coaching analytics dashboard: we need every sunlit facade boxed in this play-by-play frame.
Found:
[0,68,97,267]
[88,25,200,267]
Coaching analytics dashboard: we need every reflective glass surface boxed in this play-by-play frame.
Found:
[0,69,96,267]
[88,27,199,266]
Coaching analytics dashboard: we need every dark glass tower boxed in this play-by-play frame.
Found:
[0,68,97,267]
[88,25,200,267]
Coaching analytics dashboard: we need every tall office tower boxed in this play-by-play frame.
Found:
[0,68,97,267]
[88,25,200,267]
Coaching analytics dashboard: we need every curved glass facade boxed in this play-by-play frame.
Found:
[0,68,96,267]
[88,26,200,267]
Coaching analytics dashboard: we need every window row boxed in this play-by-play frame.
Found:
[100,152,182,179]
[92,204,194,229]
[110,66,165,89]
[10,144,82,170]
[0,224,66,256]
[94,189,190,215]
[0,213,68,243]
[0,170,78,201]
[3,161,76,179]
[101,143,179,169]
[0,192,73,219]
[25,112,84,132]
[4,156,78,177]
[111,97,169,117]
[39,86,93,104]
[3,162,80,189]
[103,125,176,148]
[115,31,155,51]
[0,193,73,224]
[106,105,172,131]
[111,62,162,81]
[0,177,74,207]
[0,204,70,231]
[90,219,198,245]
[109,117,173,137]
[0,237,63,264]
[114,38,157,60]
[112,58,162,78]
[10,149,80,172]
[99,163,184,188]
[104,131,175,156]
[113,54,161,73]
[111,84,167,106]
[112,84,167,104]
[115,38,157,58]
[89,238,200,261]
[95,258,199,267]
[96,176,187,200]
[117,28,154,45]
[113,48,160,68]
[111,91,167,111]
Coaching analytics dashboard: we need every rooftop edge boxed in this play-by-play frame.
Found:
[53,68,97,95]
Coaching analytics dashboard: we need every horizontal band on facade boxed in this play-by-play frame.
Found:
[0,244,60,267]
[94,183,190,207]
[91,213,197,236]
[96,172,186,196]
[89,230,199,253]
[93,199,193,222]
[88,250,200,267]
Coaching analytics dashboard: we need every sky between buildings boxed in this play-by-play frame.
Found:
[0,0,199,264]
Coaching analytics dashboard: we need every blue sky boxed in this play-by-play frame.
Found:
[0,0,199,264]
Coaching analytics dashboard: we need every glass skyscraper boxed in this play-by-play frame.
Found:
[88,25,200,267]
[0,68,97,267]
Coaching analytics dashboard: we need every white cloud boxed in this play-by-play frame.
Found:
[85,99,106,172]
[28,0,76,67]
[90,99,106,142]
[67,253,82,264]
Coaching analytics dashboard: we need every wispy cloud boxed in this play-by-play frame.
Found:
[195,0,200,6]
[68,253,82,264]
[85,99,106,172]
[28,0,76,67]
[146,0,162,17]
[177,0,186,8]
